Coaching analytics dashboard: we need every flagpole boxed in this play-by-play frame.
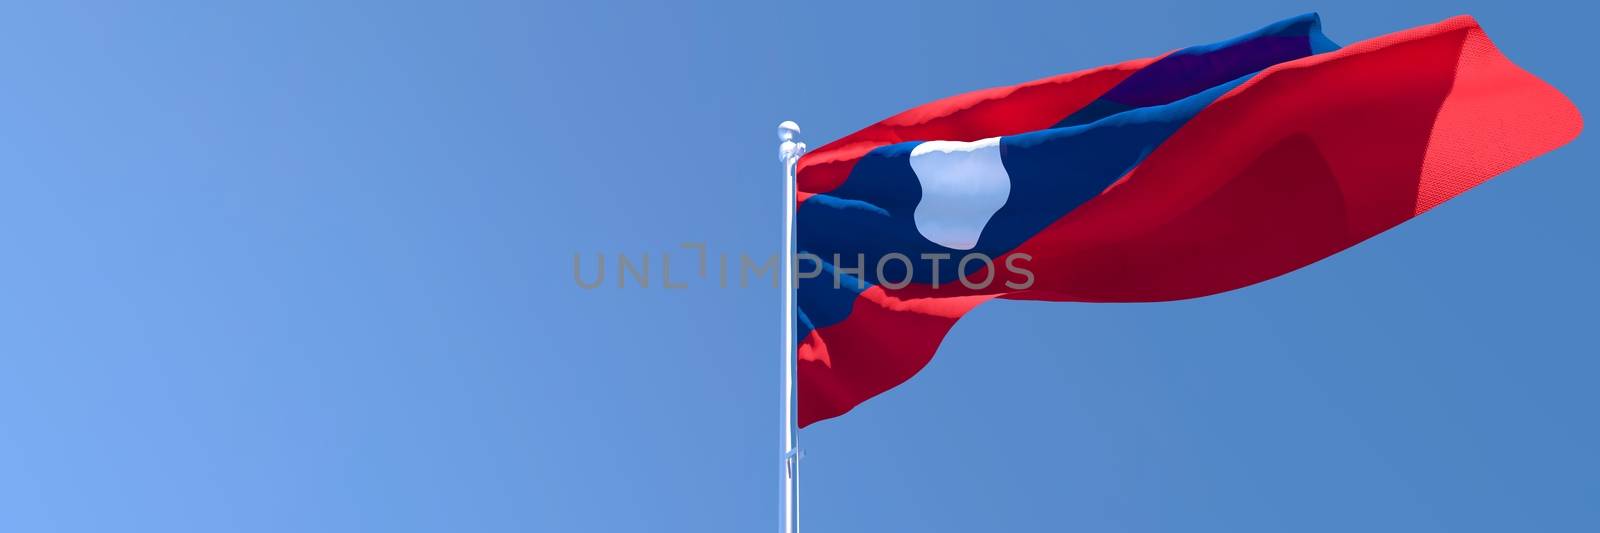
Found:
[778,120,805,533]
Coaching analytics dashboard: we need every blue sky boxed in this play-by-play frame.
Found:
[0,1,1594,531]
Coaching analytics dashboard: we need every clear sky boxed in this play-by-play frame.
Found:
[0,1,1594,532]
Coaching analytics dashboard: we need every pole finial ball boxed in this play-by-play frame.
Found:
[778,121,801,142]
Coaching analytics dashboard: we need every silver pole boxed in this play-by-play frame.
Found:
[778,121,805,533]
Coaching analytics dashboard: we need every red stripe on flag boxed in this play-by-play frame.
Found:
[798,287,993,427]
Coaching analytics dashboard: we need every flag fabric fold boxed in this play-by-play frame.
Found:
[795,13,1581,428]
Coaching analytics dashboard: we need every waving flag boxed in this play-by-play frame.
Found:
[795,13,1581,427]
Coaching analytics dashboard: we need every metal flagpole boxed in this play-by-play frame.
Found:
[778,121,805,533]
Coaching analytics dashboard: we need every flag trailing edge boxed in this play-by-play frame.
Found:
[794,13,1582,428]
